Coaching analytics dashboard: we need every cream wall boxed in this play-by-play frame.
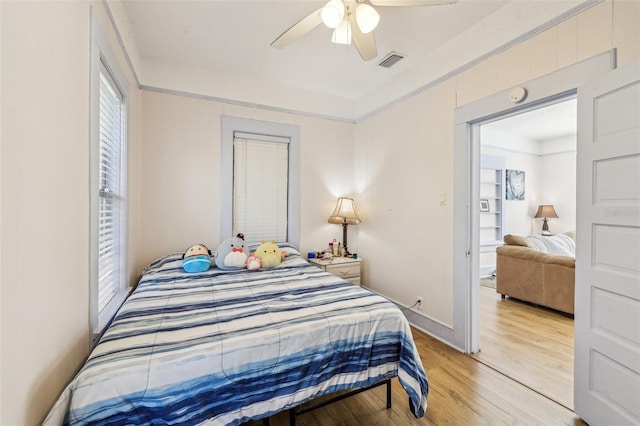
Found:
[0,0,638,424]
[0,2,142,425]
[354,80,456,322]
[540,136,578,235]
[353,0,639,327]
[139,91,355,270]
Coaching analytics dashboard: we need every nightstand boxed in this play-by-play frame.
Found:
[309,257,362,286]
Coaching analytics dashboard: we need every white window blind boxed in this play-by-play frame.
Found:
[233,134,289,244]
[98,68,124,313]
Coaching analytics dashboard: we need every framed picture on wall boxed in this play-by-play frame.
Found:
[480,199,490,212]
[506,169,525,200]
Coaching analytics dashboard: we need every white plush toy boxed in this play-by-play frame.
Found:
[214,233,249,270]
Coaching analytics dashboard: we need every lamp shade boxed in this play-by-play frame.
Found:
[355,3,380,34]
[321,0,345,29]
[534,205,559,219]
[328,197,361,225]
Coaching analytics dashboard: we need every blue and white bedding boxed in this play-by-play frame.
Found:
[45,244,428,425]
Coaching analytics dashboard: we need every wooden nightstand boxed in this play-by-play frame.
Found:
[309,257,362,286]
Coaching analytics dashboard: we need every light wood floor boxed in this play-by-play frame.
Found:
[259,310,585,425]
[471,285,575,410]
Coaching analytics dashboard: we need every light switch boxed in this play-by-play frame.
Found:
[439,192,446,205]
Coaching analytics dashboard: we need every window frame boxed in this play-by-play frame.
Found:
[221,117,300,247]
[89,12,130,340]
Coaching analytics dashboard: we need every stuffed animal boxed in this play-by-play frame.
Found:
[214,233,249,270]
[246,254,262,271]
[182,243,212,273]
[253,240,282,268]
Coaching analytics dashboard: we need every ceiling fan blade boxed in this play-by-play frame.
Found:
[370,0,458,6]
[271,8,323,49]
[348,14,377,61]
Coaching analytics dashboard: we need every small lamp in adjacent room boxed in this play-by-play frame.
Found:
[534,205,559,235]
[328,197,361,256]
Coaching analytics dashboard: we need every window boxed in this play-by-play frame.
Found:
[221,117,300,247]
[233,133,289,243]
[90,13,129,338]
[97,68,125,313]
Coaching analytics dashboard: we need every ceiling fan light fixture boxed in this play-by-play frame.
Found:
[321,0,345,29]
[331,20,352,45]
[355,3,380,34]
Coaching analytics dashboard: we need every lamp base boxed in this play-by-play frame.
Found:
[541,217,550,235]
[342,222,351,257]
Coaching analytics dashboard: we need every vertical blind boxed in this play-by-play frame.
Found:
[98,69,124,313]
[233,134,289,243]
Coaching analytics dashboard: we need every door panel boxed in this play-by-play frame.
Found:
[575,60,640,425]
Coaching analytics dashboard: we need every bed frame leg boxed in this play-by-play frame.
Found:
[386,379,392,409]
[289,409,296,426]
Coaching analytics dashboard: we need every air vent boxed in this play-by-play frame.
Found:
[378,52,405,68]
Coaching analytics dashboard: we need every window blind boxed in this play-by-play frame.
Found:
[98,70,123,313]
[233,134,289,244]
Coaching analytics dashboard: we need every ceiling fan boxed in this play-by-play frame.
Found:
[271,0,459,61]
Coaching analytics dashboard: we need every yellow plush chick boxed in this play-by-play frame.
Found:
[253,240,281,268]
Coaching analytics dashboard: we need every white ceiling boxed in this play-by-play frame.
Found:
[114,0,596,121]
[484,98,577,142]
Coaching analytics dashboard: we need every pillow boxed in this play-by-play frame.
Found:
[253,240,282,268]
[182,244,212,273]
[503,234,538,250]
[214,234,249,270]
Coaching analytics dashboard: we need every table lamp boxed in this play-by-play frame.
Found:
[534,205,559,235]
[328,197,361,256]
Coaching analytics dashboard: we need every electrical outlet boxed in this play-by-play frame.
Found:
[416,297,423,310]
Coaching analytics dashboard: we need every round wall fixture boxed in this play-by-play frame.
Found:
[509,87,527,103]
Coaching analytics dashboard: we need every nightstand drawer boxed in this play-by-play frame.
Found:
[325,262,360,278]
[345,276,361,286]
[308,257,362,286]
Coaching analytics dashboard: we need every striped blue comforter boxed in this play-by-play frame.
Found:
[45,245,428,425]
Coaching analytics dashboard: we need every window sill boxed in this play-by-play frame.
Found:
[92,287,131,347]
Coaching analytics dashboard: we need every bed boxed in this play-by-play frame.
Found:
[44,243,428,425]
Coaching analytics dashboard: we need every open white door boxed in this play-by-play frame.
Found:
[575,59,640,425]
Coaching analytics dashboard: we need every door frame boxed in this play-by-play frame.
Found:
[451,50,615,352]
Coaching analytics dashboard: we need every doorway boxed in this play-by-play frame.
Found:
[451,51,638,425]
[451,51,613,353]
[470,98,577,409]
